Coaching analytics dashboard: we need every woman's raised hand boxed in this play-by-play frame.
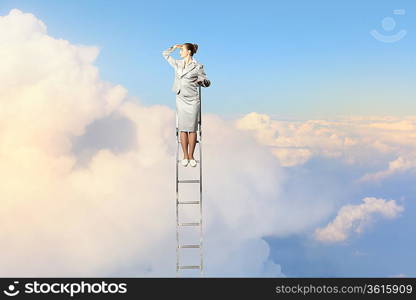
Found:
[173,44,182,49]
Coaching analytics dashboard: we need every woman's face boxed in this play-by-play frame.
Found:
[179,45,191,58]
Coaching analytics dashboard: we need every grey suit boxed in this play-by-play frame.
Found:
[162,46,211,132]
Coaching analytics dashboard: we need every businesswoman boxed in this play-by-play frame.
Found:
[162,43,211,167]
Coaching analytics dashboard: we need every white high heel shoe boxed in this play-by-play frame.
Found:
[181,159,189,167]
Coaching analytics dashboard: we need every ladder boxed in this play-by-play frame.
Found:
[175,86,203,277]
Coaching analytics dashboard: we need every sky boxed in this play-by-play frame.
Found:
[0,1,415,278]
[1,0,415,118]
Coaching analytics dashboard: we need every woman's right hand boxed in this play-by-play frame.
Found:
[173,44,182,49]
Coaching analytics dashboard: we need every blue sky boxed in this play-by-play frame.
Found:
[1,1,415,278]
[2,0,415,118]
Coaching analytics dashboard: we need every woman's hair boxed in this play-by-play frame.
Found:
[183,43,198,56]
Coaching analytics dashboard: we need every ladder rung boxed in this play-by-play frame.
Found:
[178,201,200,204]
[179,244,200,248]
[179,222,200,226]
[177,265,201,270]
[178,180,200,183]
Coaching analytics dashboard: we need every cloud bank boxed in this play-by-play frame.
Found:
[0,8,412,277]
[235,112,416,175]
[0,8,288,277]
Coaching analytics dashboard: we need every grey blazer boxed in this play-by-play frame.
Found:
[162,46,211,97]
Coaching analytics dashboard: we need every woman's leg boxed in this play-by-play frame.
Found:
[188,131,197,160]
[180,131,189,159]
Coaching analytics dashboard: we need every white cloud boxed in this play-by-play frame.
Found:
[358,155,416,182]
[0,9,288,277]
[313,197,404,243]
[236,112,416,180]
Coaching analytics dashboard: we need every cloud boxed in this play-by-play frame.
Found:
[235,112,416,181]
[358,155,416,182]
[0,9,288,277]
[313,197,404,243]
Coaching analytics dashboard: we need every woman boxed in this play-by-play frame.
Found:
[162,43,211,167]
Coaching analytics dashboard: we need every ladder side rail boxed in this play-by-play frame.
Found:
[198,86,203,276]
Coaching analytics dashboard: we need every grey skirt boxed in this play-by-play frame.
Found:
[176,93,200,132]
